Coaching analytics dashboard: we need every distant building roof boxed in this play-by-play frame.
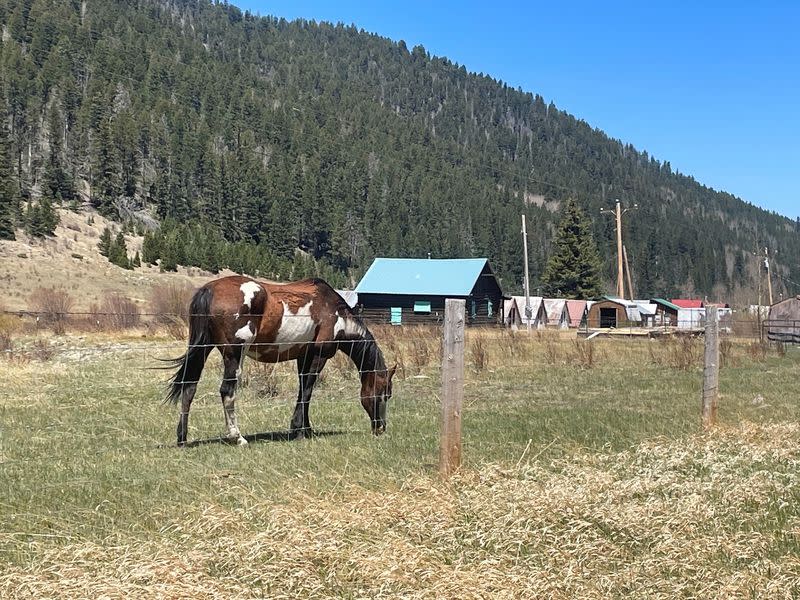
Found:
[566,300,587,326]
[511,296,546,324]
[672,299,704,309]
[651,298,681,311]
[355,258,492,296]
[544,299,567,322]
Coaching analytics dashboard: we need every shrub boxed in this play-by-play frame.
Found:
[28,287,74,334]
[91,293,141,331]
[469,333,489,374]
[149,282,195,338]
[572,339,596,369]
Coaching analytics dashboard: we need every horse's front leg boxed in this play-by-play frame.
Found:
[290,353,327,440]
[220,345,247,445]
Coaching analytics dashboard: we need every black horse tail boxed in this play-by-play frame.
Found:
[165,286,213,404]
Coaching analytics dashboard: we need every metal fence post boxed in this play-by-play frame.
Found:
[702,306,719,429]
[440,298,465,478]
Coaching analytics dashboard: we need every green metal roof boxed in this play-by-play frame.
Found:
[651,298,681,311]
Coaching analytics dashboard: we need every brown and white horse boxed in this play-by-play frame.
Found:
[166,275,396,446]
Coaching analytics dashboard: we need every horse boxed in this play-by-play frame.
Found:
[165,275,396,446]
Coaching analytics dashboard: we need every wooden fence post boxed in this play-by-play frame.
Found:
[440,298,465,478]
[702,306,719,429]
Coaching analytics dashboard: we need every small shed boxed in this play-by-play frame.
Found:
[504,297,521,329]
[512,295,548,329]
[355,258,503,325]
[566,300,587,328]
[651,298,680,326]
[767,296,800,343]
[544,299,569,329]
[678,308,705,329]
[633,301,658,327]
[585,297,635,329]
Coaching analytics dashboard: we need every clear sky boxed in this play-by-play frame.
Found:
[233,1,799,219]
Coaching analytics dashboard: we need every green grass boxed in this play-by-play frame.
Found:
[0,332,799,597]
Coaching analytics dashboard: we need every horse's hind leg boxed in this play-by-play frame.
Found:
[176,347,213,447]
[220,345,247,445]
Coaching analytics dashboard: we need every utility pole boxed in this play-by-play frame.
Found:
[623,244,635,301]
[764,247,774,306]
[600,199,637,299]
[521,214,532,331]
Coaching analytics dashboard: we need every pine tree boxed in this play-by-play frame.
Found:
[540,199,605,299]
[108,231,131,269]
[98,227,113,256]
[0,90,18,240]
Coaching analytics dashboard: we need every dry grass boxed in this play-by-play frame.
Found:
[1,423,798,598]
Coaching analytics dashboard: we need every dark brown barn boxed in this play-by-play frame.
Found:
[354,258,503,325]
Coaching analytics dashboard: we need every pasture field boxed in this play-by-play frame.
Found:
[1,327,799,598]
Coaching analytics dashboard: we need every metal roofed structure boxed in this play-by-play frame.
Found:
[355,258,503,325]
[355,258,490,296]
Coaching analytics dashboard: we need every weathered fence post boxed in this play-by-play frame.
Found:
[440,298,465,478]
[702,306,719,429]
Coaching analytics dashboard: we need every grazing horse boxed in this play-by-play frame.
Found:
[166,275,396,446]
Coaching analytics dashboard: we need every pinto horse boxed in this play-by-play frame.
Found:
[166,275,396,446]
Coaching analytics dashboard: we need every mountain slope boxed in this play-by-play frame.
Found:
[1,0,797,302]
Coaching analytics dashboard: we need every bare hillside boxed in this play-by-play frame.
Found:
[0,209,230,312]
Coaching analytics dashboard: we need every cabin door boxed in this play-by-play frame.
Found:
[600,307,617,328]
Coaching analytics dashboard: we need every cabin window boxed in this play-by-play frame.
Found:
[413,301,431,313]
[390,307,402,325]
[487,299,493,318]
[470,300,477,318]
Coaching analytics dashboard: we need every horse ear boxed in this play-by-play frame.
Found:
[388,363,397,379]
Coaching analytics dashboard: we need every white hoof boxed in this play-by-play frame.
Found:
[236,436,248,446]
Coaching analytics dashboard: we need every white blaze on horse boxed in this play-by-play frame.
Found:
[166,275,396,446]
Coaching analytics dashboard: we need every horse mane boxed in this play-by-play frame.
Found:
[322,281,386,375]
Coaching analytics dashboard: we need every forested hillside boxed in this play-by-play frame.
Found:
[1,0,798,300]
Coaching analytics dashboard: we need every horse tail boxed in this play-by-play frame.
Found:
[165,286,214,404]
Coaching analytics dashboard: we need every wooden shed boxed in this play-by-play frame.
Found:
[767,296,800,343]
[585,297,635,329]
[355,258,504,326]
[511,295,547,329]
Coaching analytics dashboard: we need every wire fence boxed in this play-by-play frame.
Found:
[1,307,798,475]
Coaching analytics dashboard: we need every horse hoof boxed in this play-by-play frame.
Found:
[290,428,312,441]
[223,435,248,446]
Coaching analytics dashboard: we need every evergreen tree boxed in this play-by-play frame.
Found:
[540,199,605,299]
[108,231,131,269]
[98,227,113,257]
[0,89,18,240]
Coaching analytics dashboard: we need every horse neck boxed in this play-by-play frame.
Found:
[338,320,385,378]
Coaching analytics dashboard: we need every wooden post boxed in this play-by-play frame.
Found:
[440,299,465,478]
[702,306,719,429]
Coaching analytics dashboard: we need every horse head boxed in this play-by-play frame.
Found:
[361,363,396,435]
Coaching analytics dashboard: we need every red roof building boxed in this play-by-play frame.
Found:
[671,299,704,309]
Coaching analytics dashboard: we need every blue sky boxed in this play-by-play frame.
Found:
[234,1,799,219]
